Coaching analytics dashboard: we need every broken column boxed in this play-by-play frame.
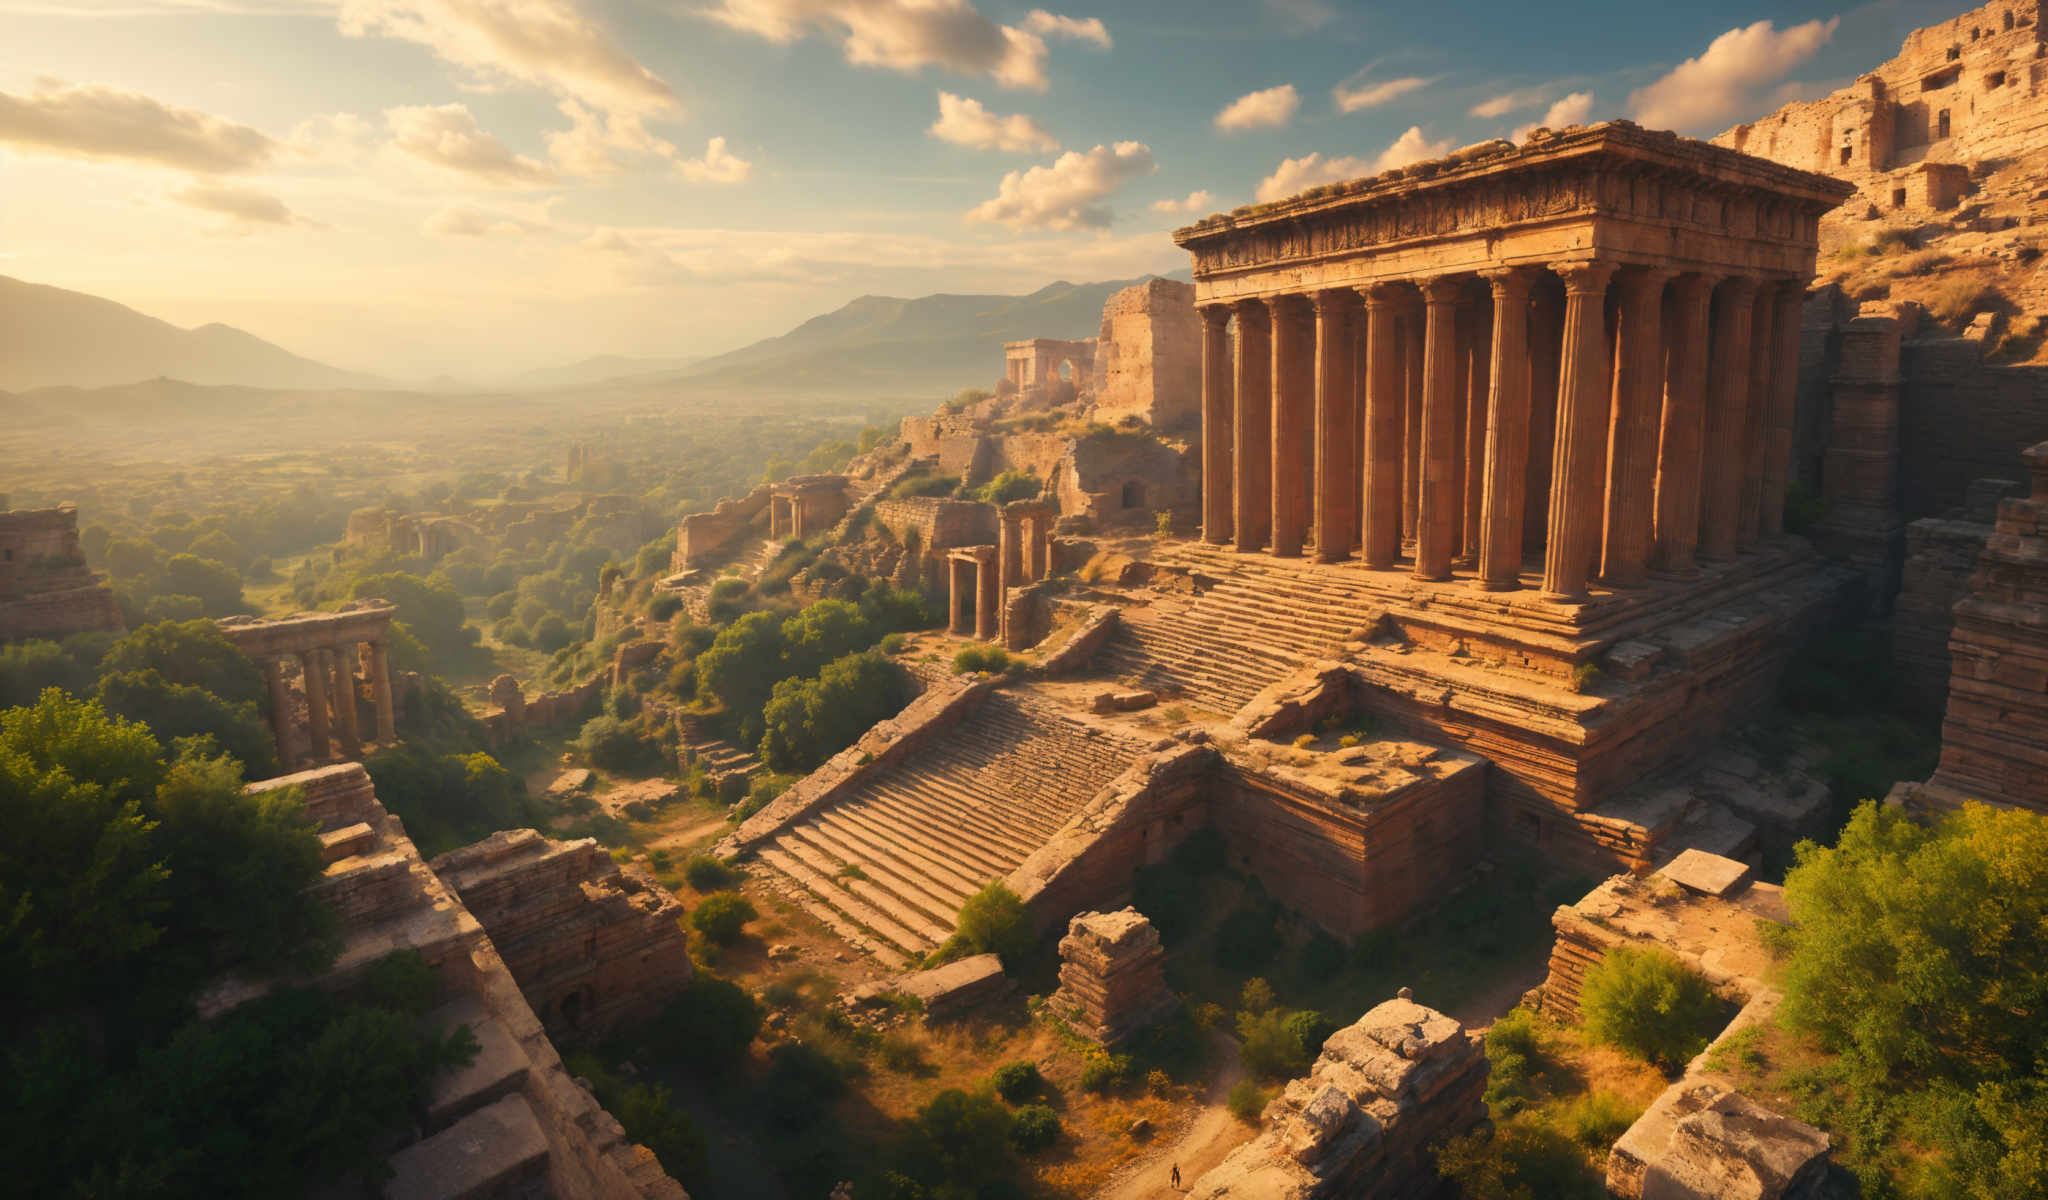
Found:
[1049,908,1175,1045]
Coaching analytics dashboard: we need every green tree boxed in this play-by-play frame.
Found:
[691,892,757,945]
[351,571,477,666]
[101,620,264,709]
[697,611,787,717]
[780,599,872,677]
[953,881,1033,968]
[1579,945,1723,1072]
[759,651,908,772]
[976,470,1043,506]
[97,670,278,775]
[159,553,245,615]
[902,1089,1013,1194]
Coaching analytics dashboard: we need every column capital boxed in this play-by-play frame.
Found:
[1199,303,1233,329]
[1670,271,1722,302]
[1718,274,1762,302]
[1359,280,1408,309]
[1419,275,1466,305]
[1552,259,1616,295]
[1480,265,1539,300]
[1618,266,1676,295]
[1230,296,1270,323]
[1310,287,1356,315]
[1268,292,1314,321]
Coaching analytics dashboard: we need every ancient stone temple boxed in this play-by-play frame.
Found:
[216,601,399,768]
[1173,121,1853,599]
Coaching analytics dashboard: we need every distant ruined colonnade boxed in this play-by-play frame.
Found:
[1172,122,1854,602]
[218,602,398,768]
[948,499,1055,648]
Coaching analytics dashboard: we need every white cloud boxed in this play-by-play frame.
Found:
[1253,126,1450,203]
[168,182,299,228]
[1512,90,1593,141]
[1020,9,1108,48]
[1629,17,1839,133]
[1331,73,1432,114]
[965,140,1155,231]
[546,100,677,175]
[1215,84,1299,132]
[287,111,378,165]
[1150,189,1213,215]
[701,0,1054,90]
[386,102,557,185]
[0,79,275,173]
[679,136,752,183]
[1263,0,1334,32]
[424,202,547,236]
[929,91,1058,152]
[337,0,679,117]
[1470,87,1547,119]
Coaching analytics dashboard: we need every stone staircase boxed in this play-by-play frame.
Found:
[755,690,1147,968]
[1100,549,1380,715]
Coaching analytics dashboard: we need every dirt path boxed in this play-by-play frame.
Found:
[1099,1031,1251,1200]
[1449,948,1552,1034]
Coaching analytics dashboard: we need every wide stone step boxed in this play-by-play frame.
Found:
[807,807,989,899]
[758,844,934,957]
[759,868,910,970]
[773,835,954,943]
[826,789,1020,879]
[787,823,968,925]
[889,770,1069,842]
[814,800,1009,888]
[859,776,1046,860]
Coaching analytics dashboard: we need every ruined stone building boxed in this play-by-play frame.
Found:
[1717,0,2048,220]
[1090,277,1202,430]
[0,504,123,642]
[999,336,1094,403]
[216,602,400,769]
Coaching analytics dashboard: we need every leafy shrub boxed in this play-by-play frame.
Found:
[1079,1050,1133,1093]
[684,854,737,892]
[887,473,962,500]
[762,1041,849,1131]
[879,1032,927,1074]
[759,650,908,772]
[568,1056,709,1190]
[879,631,907,654]
[1560,1090,1640,1149]
[574,714,657,771]
[1009,1104,1061,1153]
[1435,1116,1601,1200]
[1569,662,1601,693]
[1214,906,1278,972]
[690,892,758,945]
[992,1061,1042,1102]
[649,974,760,1069]
[899,1088,1013,1194]
[646,593,683,621]
[1237,1006,1331,1079]
[953,881,1033,967]
[1580,945,1724,1071]
[1227,1080,1269,1124]
[951,643,1013,674]
[976,470,1042,506]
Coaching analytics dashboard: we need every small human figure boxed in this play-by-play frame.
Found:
[1170,1163,1181,1189]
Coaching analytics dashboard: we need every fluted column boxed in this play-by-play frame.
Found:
[1478,267,1537,591]
[1651,274,1719,574]
[1401,303,1425,547]
[330,644,362,756]
[1462,297,1492,565]
[1232,299,1272,552]
[1200,305,1235,544]
[368,639,396,743]
[1000,514,1023,594]
[1700,277,1760,560]
[1525,285,1563,556]
[261,656,293,767]
[1761,282,1805,537]
[1416,277,1464,581]
[1361,284,1407,568]
[1542,260,1618,601]
[299,648,331,761]
[1270,295,1314,557]
[1312,290,1358,561]
[1599,269,1673,589]
[1738,281,1779,549]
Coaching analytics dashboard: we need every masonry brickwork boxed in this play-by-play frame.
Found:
[1089,277,1200,430]
[0,505,122,643]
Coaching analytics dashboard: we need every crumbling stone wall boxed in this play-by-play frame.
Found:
[1090,277,1200,431]
[872,497,997,551]
[673,484,770,570]
[432,830,694,1039]
[0,504,122,642]
[1189,995,1488,1200]
[1892,478,2025,710]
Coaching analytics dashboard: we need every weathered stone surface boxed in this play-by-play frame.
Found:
[1639,1088,1832,1200]
[894,953,1008,1017]
[1189,996,1487,1200]
[0,504,122,643]
[1050,909,1175,1045]
[1661,848,1755,898]
[1090,277,1200,431]
[386,1093,551,1200]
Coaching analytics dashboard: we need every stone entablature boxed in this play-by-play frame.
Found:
[1174,123,1853,611]
[0,504,123,643]
[217,602,398,769]
[431,830,693,1038]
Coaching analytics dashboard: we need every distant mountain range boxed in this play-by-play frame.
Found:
[0,275,388,393]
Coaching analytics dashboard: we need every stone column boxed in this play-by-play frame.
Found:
[1232,299,1273,552]
[1027,515,1050,581]
[1651,274,1719,574]
[1361,284,1407,568]
[949,558,971,634]
[1542,260,1618,601]
[1000,513,1024,595]
[1737,282,1779,549]
[330,644,362,756]
[1700,277,1760,560]
[1598,269,1673,589]
[261,655,293,768]
[1312,290,1358,562]
[1415,278,1464,580]
[299,647,331,761]
[1200,305,1235,544]
[368,639,396,744]
[1478,267,1537,591]
[1401,303,1425,547]
[1525,284,1563,556]
[1761,282,1805,537]
[975,554,1001,642]
[1462,296,1492,565]
[1269,294,1314,557]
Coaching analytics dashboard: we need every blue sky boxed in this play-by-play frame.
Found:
[0,0,1970,378]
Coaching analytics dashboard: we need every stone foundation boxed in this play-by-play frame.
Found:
[1188,995,1488,1200]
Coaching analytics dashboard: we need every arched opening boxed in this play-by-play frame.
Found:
[1121,480,1146,510]
[1938,108,1952,138]
[1057,360,1073,382]
[560,990,583,1029]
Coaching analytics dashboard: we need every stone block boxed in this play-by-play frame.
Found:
[1050,908,1176,1045]
[894,952,1008,1017]
[385,1094,550,1200]
[1658,849,1754,898]
[1640,1089,1831,1200]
